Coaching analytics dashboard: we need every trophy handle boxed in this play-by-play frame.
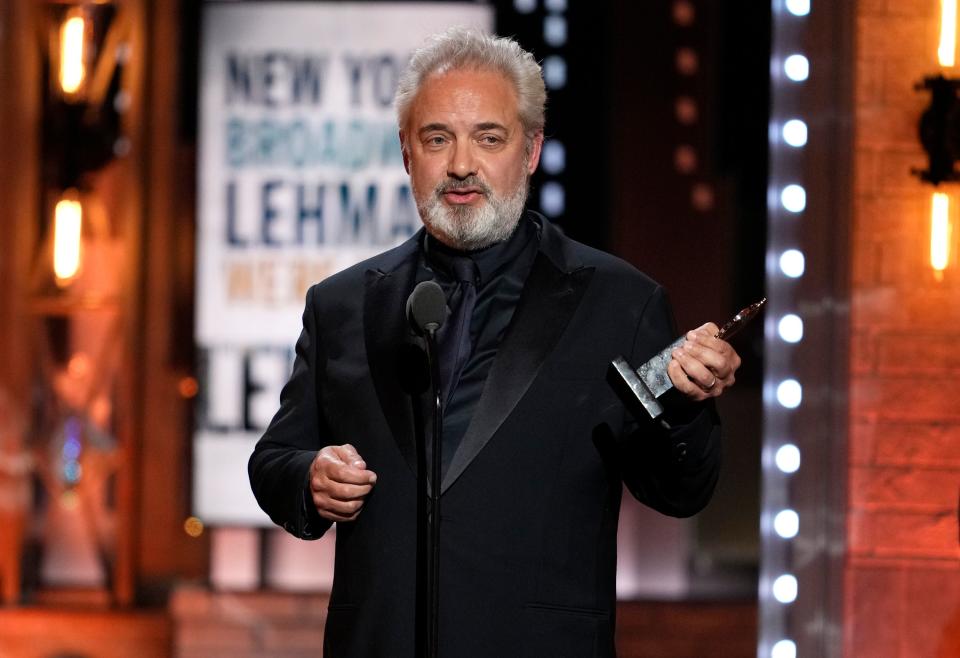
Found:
[715,298,766,341]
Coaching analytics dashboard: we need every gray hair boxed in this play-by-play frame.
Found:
[395,27,547,138]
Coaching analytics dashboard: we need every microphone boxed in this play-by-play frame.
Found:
[405,279,446,658]
[407,281,446,336]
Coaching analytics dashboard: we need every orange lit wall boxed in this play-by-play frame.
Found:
[849,1,960,656]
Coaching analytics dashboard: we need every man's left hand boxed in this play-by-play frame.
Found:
[668,322,741,402]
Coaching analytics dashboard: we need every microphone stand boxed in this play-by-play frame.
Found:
[407,280,446,658]
[423,327,442,658]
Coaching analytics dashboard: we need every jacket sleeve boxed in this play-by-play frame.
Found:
[615,285,722,518]
[248,285,333,540]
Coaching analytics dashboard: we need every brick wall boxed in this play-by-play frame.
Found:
[849,1,960,656]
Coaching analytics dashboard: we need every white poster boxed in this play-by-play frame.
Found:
[194,2,493,524]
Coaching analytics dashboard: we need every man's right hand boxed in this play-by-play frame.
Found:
[308,444,377,522]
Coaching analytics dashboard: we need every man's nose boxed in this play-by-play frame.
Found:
[447,140,477,180]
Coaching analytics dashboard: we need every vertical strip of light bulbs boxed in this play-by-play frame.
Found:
[510,0,568,219]
[513,0,569,221]
[933,1,957,280]
[761,1,810,658]
[541,0,568,219]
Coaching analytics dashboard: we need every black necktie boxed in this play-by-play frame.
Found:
[438,256,478,408]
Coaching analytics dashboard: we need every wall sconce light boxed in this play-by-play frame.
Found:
[913,0,959,279]
[43,2,124,188]
[39,2,125,291]
[931,191,954,279]
[57,10,88,99]
[53,190,83,285]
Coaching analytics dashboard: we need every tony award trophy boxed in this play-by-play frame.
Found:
[609,299,766,421]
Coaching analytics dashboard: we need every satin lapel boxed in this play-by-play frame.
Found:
[440,253,595,494]
[364,258,423,477]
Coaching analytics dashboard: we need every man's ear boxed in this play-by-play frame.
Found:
[526,131,544,174]
[399,131,410,173]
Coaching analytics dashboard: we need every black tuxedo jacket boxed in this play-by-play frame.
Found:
[249,216,721,658]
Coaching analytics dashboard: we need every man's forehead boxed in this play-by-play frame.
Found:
[407,67,519,127]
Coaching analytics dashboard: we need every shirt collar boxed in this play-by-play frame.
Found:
[422,213,539,287]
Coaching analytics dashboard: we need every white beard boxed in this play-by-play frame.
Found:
[415,173,529,251]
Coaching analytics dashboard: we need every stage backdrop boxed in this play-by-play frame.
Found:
[194,2,493,525]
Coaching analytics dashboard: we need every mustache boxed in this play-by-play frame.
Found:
[435,176,492,196]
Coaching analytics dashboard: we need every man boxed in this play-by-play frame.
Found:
[249,28,740,657]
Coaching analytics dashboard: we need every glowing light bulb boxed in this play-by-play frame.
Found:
[776,379,802,409]
[544,15,567,46]
[784,54,809,81]
[542,140,566,174]
[781,184,806,212]
[785,0,810,16]
[775,444,801,473]
[931,192,952,275]
[939,0,957,67]
[774,509,800,538]
[773,574,798,603]
[54,195,82,282]
[778,314,804,343]
[184,516,205,538]
[779,250,805,278]
[782,119,808,147]
[771,639,797,658]
[59,14,86,95]
[543,55,567,90]
[540,182,565,217]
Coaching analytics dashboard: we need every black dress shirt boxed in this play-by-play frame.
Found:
[419,214,541,476]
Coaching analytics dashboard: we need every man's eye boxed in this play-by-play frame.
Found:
[427,136,447,146]
[480,135,501,145]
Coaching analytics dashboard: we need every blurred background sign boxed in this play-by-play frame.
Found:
[193,2,493,525]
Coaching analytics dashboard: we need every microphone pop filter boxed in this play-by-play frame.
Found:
[406,281,446,335]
